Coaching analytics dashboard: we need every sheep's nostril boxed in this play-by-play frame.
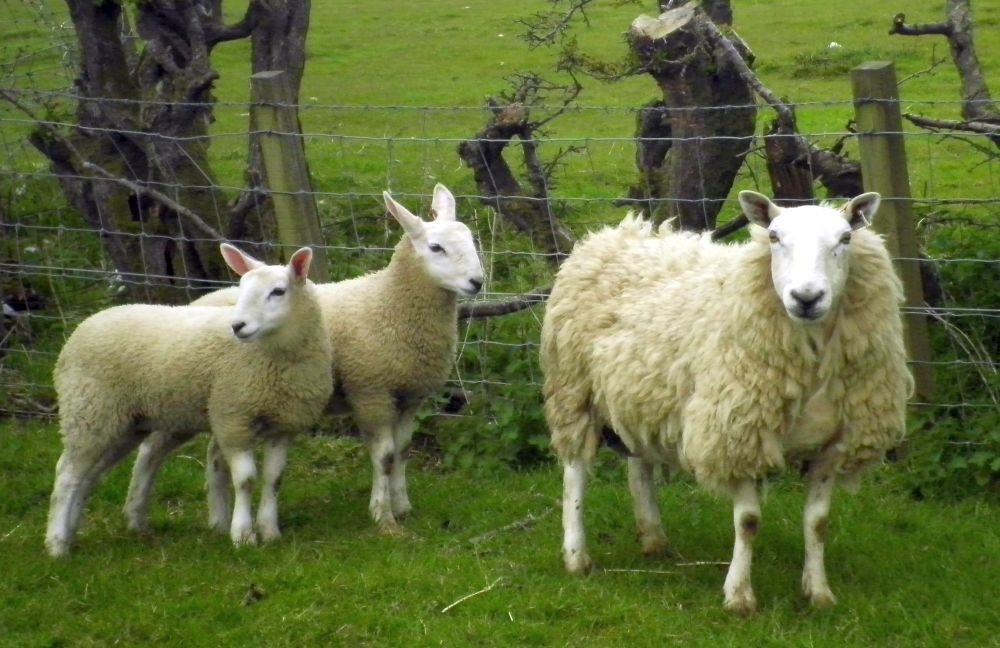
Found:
[469,278,483,293]
[232,322,246,335]
[791,289,825,309]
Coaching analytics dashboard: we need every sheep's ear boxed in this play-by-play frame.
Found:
[430,184,456,222]
[220,243,264,277]
[738,190,782,228]
[843,192,880,230]
[383,191,426,241]
[287,247,313,283]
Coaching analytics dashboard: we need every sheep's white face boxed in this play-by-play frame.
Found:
[383,184,485,297]
[738,191,881,324]
[220,243,313,342]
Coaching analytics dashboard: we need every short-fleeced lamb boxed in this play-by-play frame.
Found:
[130,184,484,535]
[540,191,912,613]
[46,244,332,556]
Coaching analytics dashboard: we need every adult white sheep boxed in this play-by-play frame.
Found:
[46,243,332,556]
[130,184,484,535]
[540,191,912,613]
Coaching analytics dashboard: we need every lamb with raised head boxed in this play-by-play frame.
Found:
[540,191,911,613]
[46,243,332,556]
[130,184,484,535]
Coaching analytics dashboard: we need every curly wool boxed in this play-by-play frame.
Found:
[54,290,333,463]
[541,214,912,495]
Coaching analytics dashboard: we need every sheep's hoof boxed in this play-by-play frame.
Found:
[563,549,594,575]
[231,530,258,547]
[258,526,282,544]
[638,533,671,558]
[391,501,413,519]
[45,538,71,558]
[805,587,837,608]
[723,590,757,616]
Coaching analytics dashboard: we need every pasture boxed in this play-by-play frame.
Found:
[2,0,999,645]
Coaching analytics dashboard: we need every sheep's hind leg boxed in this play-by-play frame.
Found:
[562,457,593,574]
[626,457,670,557]
[205,437,233,534]
[46,429,146,557]
[124,430,195,533]
[802,467,837,607]
[723,479,761,614]
[256,436,291,543]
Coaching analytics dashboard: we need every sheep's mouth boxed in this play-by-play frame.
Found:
[233,329,259,342]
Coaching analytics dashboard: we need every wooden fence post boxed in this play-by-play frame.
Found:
[250,70,329,281]
[851,61,935,402]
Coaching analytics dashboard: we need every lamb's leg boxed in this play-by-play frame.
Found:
[224,448,258,546]
[205,437,232,534]
[802,468,837,607]
[256,436,291,543]
[46,430,145,557]
[124,430,194,533]
[723,479,761,614]
[389,408,419,519]
[626,457,669,556]
[364,423,402,534]
[562,457,593,574]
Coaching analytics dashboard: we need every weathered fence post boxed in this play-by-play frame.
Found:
[250,70,329,281]
[851,61,934,402]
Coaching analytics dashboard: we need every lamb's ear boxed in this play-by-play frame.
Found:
[383,191,426,241]
[220,243,264,277]
[287,247,313,283]
[738,190,782,228]
[430,183,456,222]
[843,192,881,230]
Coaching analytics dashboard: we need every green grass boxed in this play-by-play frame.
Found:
[2,418,999,647]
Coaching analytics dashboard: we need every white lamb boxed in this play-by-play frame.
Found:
[46,243,332,556]
[540,191,912,613]
[129,184,485,535]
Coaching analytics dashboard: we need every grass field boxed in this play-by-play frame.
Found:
[1,418,998,647]
[2,1,1000,645]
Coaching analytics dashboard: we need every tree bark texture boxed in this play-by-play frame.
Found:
[628,2,756,230]
[28,0,310,302]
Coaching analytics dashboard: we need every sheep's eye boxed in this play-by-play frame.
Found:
[768,231,780,244]
[269,287,286,298]
[429,243,446,254]
[840,232,852,245]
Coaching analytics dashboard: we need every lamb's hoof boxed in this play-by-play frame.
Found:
[377,521,413,538]
[724,590,758,616]
[231,529,258,547]
[639,533,671,558]
[805,587,837,609]
[391,501,413,520]
[258,526,282,544]
[563,549,594,575]
[45,538,71,558]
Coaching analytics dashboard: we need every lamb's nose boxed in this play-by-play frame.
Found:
[791,289,825,309]
[469,278,483,294]
[232,322,246,336]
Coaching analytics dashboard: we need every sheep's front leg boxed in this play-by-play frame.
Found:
[802,469,837,607]
[723,479,761,614]
[124,430,193,533]
[205,437,232,534]
[389,409,419,519]
[256,436,291,543]
[225,449,258,546]
[562,457,593,574]
[362,424,401,534]
[626,457,669,556]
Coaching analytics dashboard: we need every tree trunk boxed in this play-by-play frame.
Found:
[628,2,756,230]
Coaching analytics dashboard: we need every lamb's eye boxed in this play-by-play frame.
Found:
[768,231,780,244]
[840,232,852,245]
[269,287,286,298]
[429,243,446,254]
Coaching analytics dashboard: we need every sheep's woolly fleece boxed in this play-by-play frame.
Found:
[541,212,912,494]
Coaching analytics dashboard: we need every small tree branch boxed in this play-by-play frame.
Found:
[888,13,951,37]
[903,113,1000,136]
[459,287,552,320]
[440,578,504,614]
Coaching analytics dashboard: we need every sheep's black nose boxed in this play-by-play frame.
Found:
[469,278,483,293]
[791,289,824,309]
[232,322,246,335]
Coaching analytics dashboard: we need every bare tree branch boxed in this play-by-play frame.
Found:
[458,287,552,320]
